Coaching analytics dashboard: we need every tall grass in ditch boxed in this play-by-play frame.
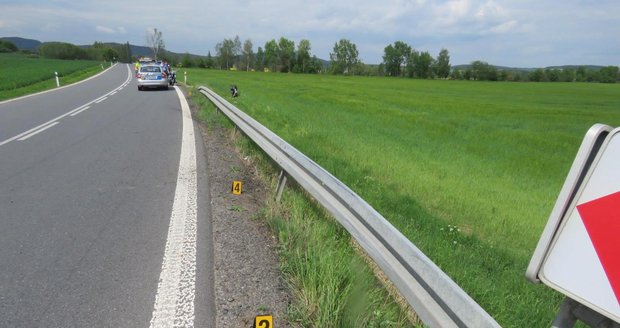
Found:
[186,69,620,327]
[193,95,416,327]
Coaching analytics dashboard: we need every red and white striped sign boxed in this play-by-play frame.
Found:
[541,128,620,323]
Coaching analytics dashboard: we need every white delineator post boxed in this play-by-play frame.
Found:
[54,72,60,87]
[184,71,187,85]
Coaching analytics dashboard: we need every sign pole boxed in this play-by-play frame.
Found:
[552,297,620,328]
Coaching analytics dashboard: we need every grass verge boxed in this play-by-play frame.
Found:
[183,69,619,327]
[0,53,104,101]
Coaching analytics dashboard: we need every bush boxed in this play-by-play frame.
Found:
[38,42,91,60]
[0,40,18,53]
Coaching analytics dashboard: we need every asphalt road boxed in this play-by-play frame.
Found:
[0,64,214,327]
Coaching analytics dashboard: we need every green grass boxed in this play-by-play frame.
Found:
[0,53,103,101]
[186,69,620,327]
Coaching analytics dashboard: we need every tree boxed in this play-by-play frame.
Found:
[205,51,214,69]
[233,35,242,68]
[383,41,411,77]
[545,68,560,82]
[196,57,206,68]
[528,68,546,82]
[264,39,279,72]
[405,50,418,77]
[307,55,324,74]
[39,42,90,60]
[181,53,194,68]
[146,28,165,60]
[297,39,312,73]
[117,41,132,63]
[102,48,119,62]
[469,60,497,81]
[433,48,451,78]
[278,37,295,72]
[215,38,235,69]
[242,39,253,71]
[255,47,265,71]
[415,51,434,78]
[599,66,619,83]
[329,39,361,75]
[0,40,18,53]
[560,69,576,82]
[576,66,587,82]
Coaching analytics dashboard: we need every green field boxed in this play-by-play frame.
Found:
[187,69,620,327]
[0,53,103,101]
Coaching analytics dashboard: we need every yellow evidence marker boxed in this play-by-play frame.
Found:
[232,181,242,195]
[254,315,273,328]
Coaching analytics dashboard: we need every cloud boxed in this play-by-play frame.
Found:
[1,0,618,66]
[96,25,127,34]
[96,25,116,34]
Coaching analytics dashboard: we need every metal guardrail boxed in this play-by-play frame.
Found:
[198,86,501,328]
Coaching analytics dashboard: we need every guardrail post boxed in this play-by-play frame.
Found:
[275,170,288,202]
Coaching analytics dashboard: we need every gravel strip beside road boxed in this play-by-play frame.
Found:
[189,94,292,328]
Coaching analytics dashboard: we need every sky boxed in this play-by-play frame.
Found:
[1,0,619,67]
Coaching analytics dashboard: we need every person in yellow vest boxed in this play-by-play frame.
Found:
[135,61,141,74]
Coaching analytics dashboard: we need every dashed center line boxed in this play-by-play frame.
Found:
[95,96,108,103]
[70,106,90,117]
[18,122,59,141]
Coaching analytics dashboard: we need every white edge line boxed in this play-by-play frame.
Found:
[149,86,197,328]
[18,122,59,141]
[0,63,118,106]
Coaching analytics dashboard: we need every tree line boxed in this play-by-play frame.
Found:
[450,61,619,83]
[190,36,616,83]
[208,36,325,73]
[181,36,451,78]
[1,39,133,63]
[4,35,617,83]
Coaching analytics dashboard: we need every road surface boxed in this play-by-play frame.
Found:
[0,64,214,327]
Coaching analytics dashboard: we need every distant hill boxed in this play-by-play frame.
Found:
[453,64,607,72]
[0,37,41,51]
[545,65,607,71]
[0,36,200,59]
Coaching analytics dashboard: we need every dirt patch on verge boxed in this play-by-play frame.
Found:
[188,93,292,328]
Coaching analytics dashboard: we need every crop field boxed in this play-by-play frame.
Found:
[187,68,620,326]
[0,53,102,100]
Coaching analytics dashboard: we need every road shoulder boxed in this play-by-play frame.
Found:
[186,90,292,327]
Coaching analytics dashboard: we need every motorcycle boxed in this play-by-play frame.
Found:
[168,71,176,86]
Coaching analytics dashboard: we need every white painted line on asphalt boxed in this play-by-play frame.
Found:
[18,122,59,141]
[110,91,117,95]
[69,106,90,117]
[0,65,132,147]
[149,86,197,328]
[95,97,108,103]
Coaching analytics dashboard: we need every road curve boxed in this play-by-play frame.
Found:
[0,64,214,327]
